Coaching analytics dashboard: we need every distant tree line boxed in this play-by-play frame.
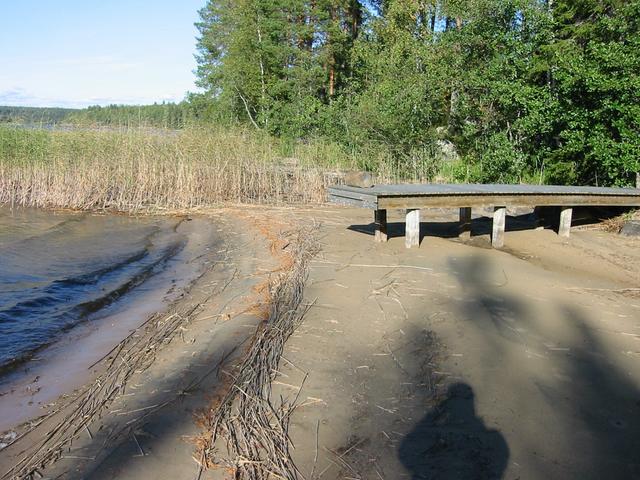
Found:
[68,103,192,129]
[0,106,78,125]
[0,104,195,131]
[192,0,640,186]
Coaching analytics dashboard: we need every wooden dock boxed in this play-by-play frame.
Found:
[328,183,640,248]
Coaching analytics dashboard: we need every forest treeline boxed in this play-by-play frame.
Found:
[0,104,192,130]
[191,0,639,186]
[68,103,192,129]
[0,106,78,125]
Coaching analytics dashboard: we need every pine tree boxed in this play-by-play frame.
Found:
[543,0,640,185]
[195,0,365,133]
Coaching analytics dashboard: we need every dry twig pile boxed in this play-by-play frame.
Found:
[196,226,319,480]
[3,284,219,480]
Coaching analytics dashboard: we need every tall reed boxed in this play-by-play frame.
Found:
[0,125,438,212]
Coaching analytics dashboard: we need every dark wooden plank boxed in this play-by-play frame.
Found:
[330,183,640,197]
[374,209,388,242]
[328,193,378,209]
[327,187,379,202]
[459,207,472,240]
[377,194,640,209]
[328,194,365,207]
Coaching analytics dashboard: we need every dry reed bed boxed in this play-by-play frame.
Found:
[0,126,437,212]
[0,127,340,211]
[0,161,335,210]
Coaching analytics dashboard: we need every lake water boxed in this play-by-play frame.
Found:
[0,206,187,371]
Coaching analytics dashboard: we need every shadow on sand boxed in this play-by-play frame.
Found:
[399,383,509,480]
[347,206,627,244]
[443,254,640,479]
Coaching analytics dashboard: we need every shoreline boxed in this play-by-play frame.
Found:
[0,206,304,479]
[0,215,222,432]
[0,206,187,374]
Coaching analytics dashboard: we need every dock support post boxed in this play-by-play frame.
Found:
[492,206,506,248]
[405,209,420,248]
[459,207,472,240]
[559,207,573,238]
[374,209,388,242]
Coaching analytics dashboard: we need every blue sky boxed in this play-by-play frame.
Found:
[0,0,205,108]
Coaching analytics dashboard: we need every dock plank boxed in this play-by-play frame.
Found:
[328,184,640,209]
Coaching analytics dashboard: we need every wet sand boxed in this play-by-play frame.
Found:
[1,205,639,480]
[0,209,286,479]
[0,217,220,432]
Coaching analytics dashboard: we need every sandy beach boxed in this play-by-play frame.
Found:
[3,1,639,478]
[1,205,639,479]
[272,206,640,480]
[0,208,290,479]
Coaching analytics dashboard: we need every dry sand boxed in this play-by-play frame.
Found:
[1,205,639,480]
[269,206,640,480]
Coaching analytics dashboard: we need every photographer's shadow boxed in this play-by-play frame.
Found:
[399,383,509,480]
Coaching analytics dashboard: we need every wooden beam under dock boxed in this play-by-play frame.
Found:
[405,209,420,248]
[459,207,472,240]
[374,209,387,242]
[492,206,506,248]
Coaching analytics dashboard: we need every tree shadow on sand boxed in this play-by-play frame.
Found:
[445,254,640,478]
[399,382,509,480]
